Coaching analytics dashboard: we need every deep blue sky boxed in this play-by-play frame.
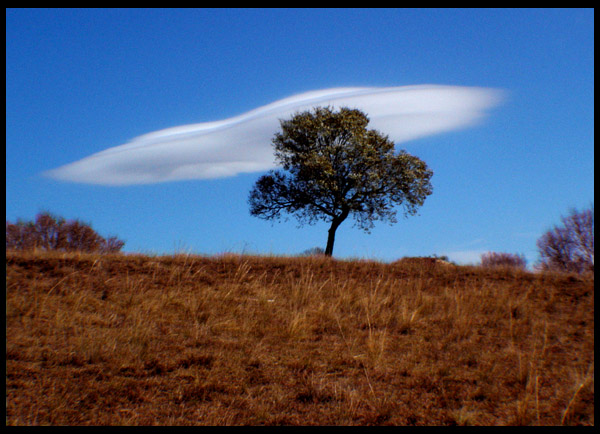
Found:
[6,8,594,265]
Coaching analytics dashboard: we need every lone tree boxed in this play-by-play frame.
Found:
[248,107,433,256]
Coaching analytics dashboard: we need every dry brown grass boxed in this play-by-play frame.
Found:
[6,249,594,425]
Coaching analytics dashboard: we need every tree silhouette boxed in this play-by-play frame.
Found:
[249,107,433,256]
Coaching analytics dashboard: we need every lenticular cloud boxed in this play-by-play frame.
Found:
[44,85,503,186]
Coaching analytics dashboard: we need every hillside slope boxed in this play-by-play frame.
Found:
[6,250,594,425]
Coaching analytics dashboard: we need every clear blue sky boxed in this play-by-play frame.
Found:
[6,8,594,265]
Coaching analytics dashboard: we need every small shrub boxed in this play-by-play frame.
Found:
[6,211,125,253]
[480,252,527,269]
[300,247,326,257]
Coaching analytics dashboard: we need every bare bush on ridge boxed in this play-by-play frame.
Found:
[536,205,594,274]
[6,211,125,253]
[480,252,527,269]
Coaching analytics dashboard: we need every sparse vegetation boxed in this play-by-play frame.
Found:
[6,249,593,425]
[6,212,125,253]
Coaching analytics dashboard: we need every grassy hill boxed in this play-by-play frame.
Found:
[6,250,594,425]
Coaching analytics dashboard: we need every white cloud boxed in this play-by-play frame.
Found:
[43,85,503,186]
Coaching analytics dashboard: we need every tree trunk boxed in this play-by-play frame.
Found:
[324,225,337,257]
[324,209,349,257]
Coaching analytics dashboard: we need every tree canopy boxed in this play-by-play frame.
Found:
[248,106,433,256]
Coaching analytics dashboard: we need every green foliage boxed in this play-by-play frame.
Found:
[249,106,433,256]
